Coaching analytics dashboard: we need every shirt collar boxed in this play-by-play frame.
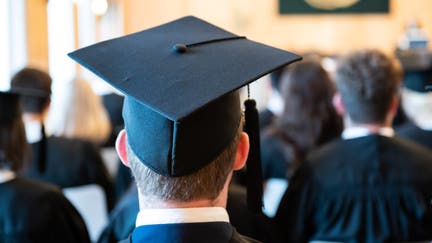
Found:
[342,126,395,140]
[24,120,43,144]
[0,170,15,184]
[136,207,229,227]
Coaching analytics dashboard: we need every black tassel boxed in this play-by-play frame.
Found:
[38,124,46,173]
[243,98,263,214]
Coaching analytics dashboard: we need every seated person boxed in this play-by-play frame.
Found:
[46,77,111,147]
[397,62,432,149]
[97,184,275,243]
[274,50,432,242]
[0,91,90,243]
[68,16,300,242]
[261,58,342,181]
[11,68,113,209]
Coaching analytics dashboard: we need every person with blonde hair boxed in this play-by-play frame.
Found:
[46,78,111,146]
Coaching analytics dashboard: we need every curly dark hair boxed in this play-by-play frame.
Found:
[335,50,402,124]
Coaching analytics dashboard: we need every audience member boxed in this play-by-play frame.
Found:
[46,77,111,146]
[68,16,300,242]
[261,59,342,180]
[10,68,114,210]
[397,62,432,149]
[274,50,432,242]
[0,91,90,243]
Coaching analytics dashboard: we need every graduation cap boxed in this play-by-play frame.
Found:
[68,16,301,213]
[403,67,432,93]
[396,50,432,93]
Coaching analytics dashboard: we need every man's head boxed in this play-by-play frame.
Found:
[11,67,52,114]
[116,122,249,205]
[334,50,402,124]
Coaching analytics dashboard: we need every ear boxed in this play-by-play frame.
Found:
[233,132,250,171]
[115,129,130,167]
[332,92,345,116]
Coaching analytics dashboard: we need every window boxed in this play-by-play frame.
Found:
[0,0,26,91]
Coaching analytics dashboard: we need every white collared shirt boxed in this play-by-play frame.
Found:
[0,169,15,184]
[342,126,395,140]
[24,120,43,144]
[135,207,230,227]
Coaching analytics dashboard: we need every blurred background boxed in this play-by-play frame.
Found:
[1,0,431,104]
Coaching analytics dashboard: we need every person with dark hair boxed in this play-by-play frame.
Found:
[275,50,432,242]
[68,16,300,243]
[0,91,90,243]
[261,59,342,180]
[397,60,432,149]
[10,67,114,210]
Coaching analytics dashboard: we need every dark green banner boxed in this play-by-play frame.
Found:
[279,0,389,14]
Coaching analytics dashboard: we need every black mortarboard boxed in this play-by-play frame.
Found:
[403,68,432,93]
[0,92,21,124]
[68,16,301,211]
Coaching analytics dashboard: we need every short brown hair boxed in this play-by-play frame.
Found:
[128,122,242,203]
[335,50,402,124]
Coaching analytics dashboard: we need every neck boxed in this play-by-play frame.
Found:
[138,172,232,210]
[344,115,393,132]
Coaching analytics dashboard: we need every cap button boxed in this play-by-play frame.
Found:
[173,44,187,53]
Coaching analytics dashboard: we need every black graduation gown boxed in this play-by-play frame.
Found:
[260,134,297,180]
[0,177,90,243]
[23,136,114,209]
[121,222,260,243]
[274,135,432,243]
[97,184,139,243]
[397,122,432,149]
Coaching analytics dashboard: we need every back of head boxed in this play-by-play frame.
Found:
[273,59,341,151]
[128,123,242,204]
[46,78,111,145]
[335,50,402,124]
[11,67,52,114]
[281,59,335,112]
[0,93,28,171]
